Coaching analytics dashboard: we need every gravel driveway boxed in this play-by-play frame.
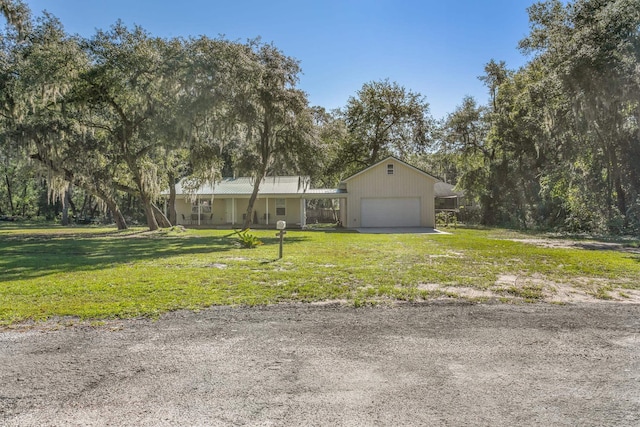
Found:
[1,303,639,426]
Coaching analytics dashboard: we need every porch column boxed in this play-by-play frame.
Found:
[232,198,235,226]
[300,198,306,228]
[266,197,269,225]
[197,196,201,226]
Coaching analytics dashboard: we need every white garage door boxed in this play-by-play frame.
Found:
[360,198,421,227]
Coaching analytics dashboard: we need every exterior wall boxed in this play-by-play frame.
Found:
[344,158,436,228]
[173,196,302,227]
[175,198,194,225]
[339,199,347,226]
[242,197,302,226]
[210,199,226,224]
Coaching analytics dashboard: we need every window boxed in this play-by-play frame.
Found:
[387,164,394,175]
[276,198,286,216]
[191,200,211,213]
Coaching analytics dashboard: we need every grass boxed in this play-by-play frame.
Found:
[1,223,639,326]
[504,284,545,302]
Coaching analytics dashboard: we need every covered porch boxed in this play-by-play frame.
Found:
[166,191,346,229]
[170,195,307,228]
[162,176,346,229]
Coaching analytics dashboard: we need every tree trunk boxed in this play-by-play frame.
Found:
[80,194,89,217]
[61,186,71,226]
[4,173,14,215]
[331,200,338,222]
[28,151,127,228]
[152,203,172,228]
[242,174,265,230]
[109,202,128,230]
[127,156,159,231]
[141,193,159,231]
[615,177,627,225]
[168,173,177,226]
[370,143,380,166]
[90,197,99,217]
[21,186,26,217]
[68,191,77,219]
[93,187,127,230]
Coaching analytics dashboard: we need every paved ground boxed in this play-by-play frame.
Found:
[355,227,446,234]
[1,303,639,426]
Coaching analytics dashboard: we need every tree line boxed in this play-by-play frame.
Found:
[1,0,638,235]
[434,0,640,234]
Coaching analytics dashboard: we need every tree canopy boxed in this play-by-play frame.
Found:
[431,0,640,233]
[333,79,432,177]
[2,0,638,235]
[0,7,319,230]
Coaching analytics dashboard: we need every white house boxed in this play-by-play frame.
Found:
[338,156,438,228]
[165,157,438,229]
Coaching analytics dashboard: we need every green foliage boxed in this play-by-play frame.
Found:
[310,107,349,187]
[0,150,41,217]
[517,0,640,233]
[505,284,544,301]
[228,41,318,229]
[233,229,263,248]
[1,9,321,232]
[436,212,458,228]
[333,79,432,177]
[3,0,640,236]
[0,0,30,36]
[593,286,613,300]
[428,0,640,234]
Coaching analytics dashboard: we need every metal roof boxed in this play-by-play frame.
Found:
[303,188,348,199]
[167,176,314,196]
[166,171,448,198]
[434,181,464,198]
[304,188,346,194]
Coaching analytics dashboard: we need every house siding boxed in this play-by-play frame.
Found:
[345,158,436,228]
[248,197,302,226]
[174,196,302,227]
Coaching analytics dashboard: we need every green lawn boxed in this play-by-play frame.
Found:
[1,223,639,325]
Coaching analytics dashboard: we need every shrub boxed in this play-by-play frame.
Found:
[234,229,263,248]
[436,211,458,228]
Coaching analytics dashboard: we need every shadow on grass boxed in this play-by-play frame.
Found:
[0,229,309,282]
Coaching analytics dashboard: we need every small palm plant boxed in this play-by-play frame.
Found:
[234,229,263,248]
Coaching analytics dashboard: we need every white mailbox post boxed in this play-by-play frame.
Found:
[276,221,286,259]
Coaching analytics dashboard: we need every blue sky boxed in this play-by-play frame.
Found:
[23,0,535,120]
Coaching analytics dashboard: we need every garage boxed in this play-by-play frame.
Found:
[340,156,438,228]
[360,198,421,227]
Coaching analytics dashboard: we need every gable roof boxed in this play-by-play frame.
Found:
[342,156,439,183]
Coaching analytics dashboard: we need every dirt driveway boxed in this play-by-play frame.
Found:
[1,303,639,426]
